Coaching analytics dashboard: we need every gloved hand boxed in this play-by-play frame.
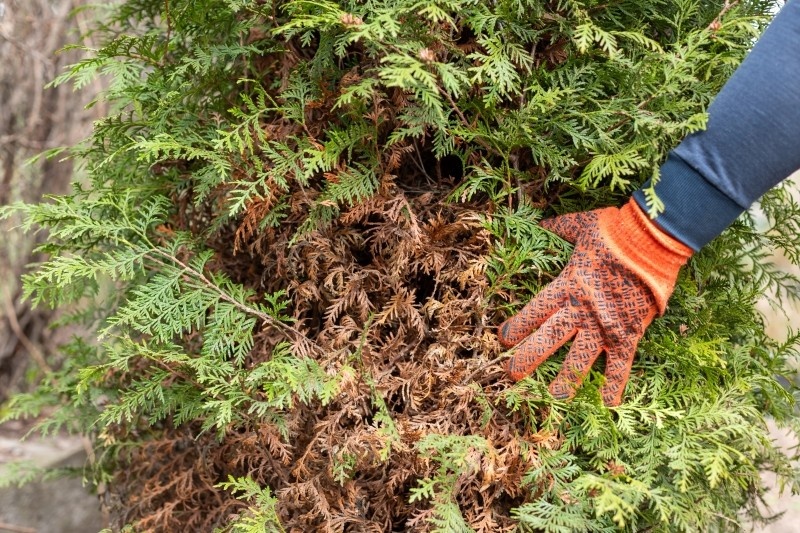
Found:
[498,199,693,406]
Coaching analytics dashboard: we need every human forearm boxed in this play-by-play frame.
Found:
[634,1,800,250]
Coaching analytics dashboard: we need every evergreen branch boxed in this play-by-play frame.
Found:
[709,1,741,30]
[144,248,324,357]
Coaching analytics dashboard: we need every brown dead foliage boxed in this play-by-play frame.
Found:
[111,161,549,531]
[104,22,561,532]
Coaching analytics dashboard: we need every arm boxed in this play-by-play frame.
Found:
[500,2,800,405]
[634,0,800,250]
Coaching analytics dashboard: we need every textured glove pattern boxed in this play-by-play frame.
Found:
[498,201,692,406]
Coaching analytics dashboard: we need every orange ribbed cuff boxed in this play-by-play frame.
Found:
[600,200,693,314]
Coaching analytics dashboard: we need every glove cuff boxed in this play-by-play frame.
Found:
[600,199,693,314]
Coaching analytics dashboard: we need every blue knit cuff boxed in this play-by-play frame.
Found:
[632,153,746,251]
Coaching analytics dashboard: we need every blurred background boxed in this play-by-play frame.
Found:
[0,1,797,532]
[0,1,106,531]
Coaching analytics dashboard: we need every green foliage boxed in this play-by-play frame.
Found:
[216,476,284,532]
[2,0,800,531]
[411,434,490,531]
[0,461,45,489]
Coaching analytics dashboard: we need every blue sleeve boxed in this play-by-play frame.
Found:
[633,0,800,251]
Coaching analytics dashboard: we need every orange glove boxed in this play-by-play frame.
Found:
[498,199,693,406]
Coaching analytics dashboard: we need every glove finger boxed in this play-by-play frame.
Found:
[505,308,576,381]
[498,280,566,348]
[540,211,597,243]
[600,340,638,407]
[548,329,603,401]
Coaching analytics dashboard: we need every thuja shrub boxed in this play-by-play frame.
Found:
[2,0,800,530]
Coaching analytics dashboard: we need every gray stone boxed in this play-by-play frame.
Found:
[0,436,106,533]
